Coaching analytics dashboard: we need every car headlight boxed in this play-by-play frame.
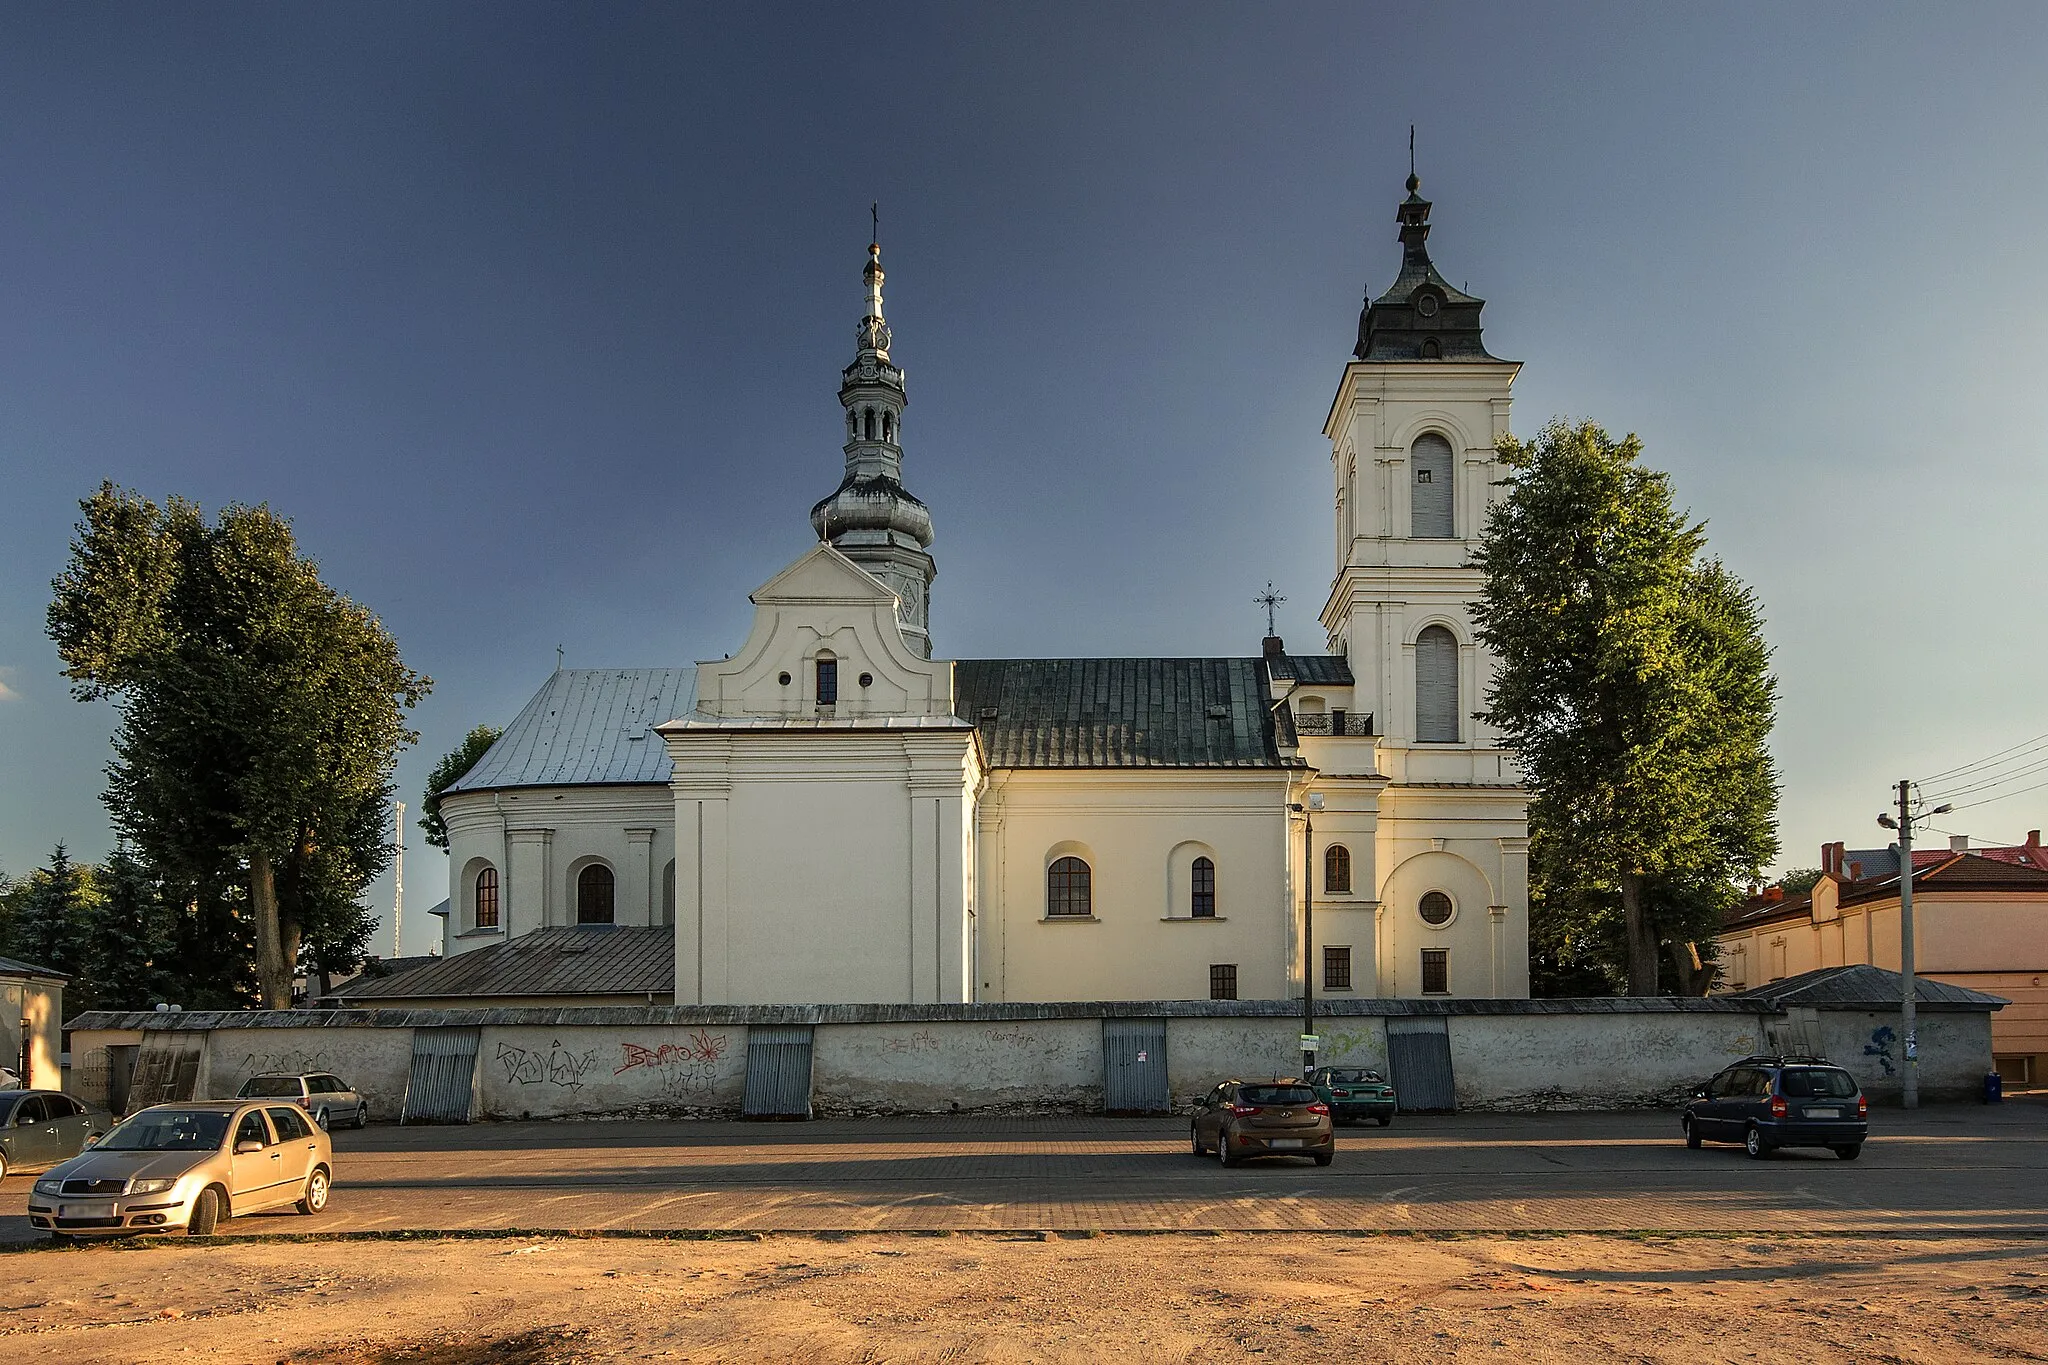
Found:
[33,1178,63,1196]
[128,1177,178,1196]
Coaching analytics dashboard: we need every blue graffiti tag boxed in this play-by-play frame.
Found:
[1863,1025,1897,1077]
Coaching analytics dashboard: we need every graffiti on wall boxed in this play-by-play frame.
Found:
[614,1031,729,1102]
[235,1048,339,1085]
[1863,1025,1897,1077]
[884,1029,941,1055]
[496,1040,600,1091]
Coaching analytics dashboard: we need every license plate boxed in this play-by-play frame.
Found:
[1807,1107,1840,1119]
[1269,1138,1304,1149]
[59,1201,113,1218]
[1333,1090,1351,1097]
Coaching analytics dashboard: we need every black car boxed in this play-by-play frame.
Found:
[1681,1055,1868,1160]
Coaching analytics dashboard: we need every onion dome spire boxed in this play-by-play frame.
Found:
[810,214,938,658]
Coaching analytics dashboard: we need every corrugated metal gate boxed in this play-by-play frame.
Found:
[401,1027,480,1124]
[1386,1016,1456,1112]
[742,1025,814,1119]
[1101,1019,1169,1114]
[125,1033,203,1114]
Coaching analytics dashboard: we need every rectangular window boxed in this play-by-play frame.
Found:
[1420,948,1449,995]
[1191,857,1216,918]
[816,658,838,705]
[1323,946,1352,991]
[1209,964,1238,1000]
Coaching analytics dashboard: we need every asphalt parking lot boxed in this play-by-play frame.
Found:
[6,1101,2046,1242]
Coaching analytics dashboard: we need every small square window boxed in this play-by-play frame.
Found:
[1416,469,1432,484]
[1209,964,1238,1001]
[1421,948,1449,995]
[1324,946,1352,991]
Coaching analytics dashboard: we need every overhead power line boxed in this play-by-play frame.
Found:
[1926,753,2048,803]
[1949,775,2048,813]
[1922,731,2048,785]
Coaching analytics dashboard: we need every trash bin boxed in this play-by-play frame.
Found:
[1985,1070,2004,1103]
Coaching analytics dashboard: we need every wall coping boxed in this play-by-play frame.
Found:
[51,994,1867,1033]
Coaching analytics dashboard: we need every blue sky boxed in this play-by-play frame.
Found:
[3,5,2045,953]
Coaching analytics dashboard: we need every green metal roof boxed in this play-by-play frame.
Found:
[954,658,1284,769]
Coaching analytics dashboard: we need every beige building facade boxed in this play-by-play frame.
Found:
[1718,838,2048,1084]
[2,955,67,1090]
[434,176,1531,1007]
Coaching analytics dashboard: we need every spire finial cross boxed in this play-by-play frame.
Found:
[871,200,879,247]
[1409,124,1415,178]
[556,643,565,670]
[1255,582,1287,636]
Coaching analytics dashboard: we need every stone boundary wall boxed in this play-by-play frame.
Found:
[65,998,1995,1118]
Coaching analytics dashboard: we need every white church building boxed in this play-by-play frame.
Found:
[424,174,1531,1008]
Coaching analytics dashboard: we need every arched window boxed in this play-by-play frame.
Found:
[1191,857,1216,918]
[1411,433,1453,538]
[1415,625,1459,743]
[577,864,615,925]
[847,410,858,440]
[864,407,877,440]
[474,866,500,930]
[882,411,893,442]
[1419,337,1442,359]
[1046,856,1092,918]
[1324,845,1351,895]
[816,655,839,705]
[661,861,675,928]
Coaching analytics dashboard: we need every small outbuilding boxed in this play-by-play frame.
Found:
[1726,964,2005,1102]
[2,954,68,1089]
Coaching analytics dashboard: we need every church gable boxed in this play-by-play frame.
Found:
[692,543,955,721]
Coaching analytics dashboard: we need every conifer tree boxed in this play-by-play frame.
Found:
[10,844,96,979]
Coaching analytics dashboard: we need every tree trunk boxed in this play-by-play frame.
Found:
[1667,939,1702,996]
[250,850,292,1009]
[1621,871,1659,995]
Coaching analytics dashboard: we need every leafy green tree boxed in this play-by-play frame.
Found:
[48,483,429,1008]
[1778,867,1825,895]
[1474,420,1780,995]
[9,844,98,980]
[420,725,503,849]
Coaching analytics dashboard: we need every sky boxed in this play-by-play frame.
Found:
[3,5,2045,956]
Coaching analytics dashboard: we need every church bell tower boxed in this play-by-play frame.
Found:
[810,232,938,658]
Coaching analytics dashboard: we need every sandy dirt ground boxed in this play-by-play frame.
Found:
[2,1233,2045,1364]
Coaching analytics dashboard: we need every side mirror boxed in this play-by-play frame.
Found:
[234,1139,264,1155]
[83,1133,100,1148]
[1691,1088,1709,1100]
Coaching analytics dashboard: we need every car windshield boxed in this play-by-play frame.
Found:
[239,1077,305,1098]
[1323,1070,1383,1085]
[97,1110,231,1151]
[1780,1068,1858,1099]
[1240,1085,1318,1105]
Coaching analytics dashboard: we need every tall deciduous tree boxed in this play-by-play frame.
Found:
[420,725,503,849]
[1474,421,1779,995]
[48,483,429,1007]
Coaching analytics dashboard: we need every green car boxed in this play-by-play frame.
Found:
[1307,1066,1397,1126]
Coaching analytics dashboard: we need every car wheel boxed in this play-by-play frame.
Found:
[1313,1150,1334,1167]
[188,1186,222,1237]
[1744,1125,1771,1160]
[1377,1116,1393,1127]
[1834,1143,1862,1162]
[315,1108,330,1132]
[1683,1116,1701,1150]
[1191,1124,1205,1157]
[48,1231,73,1245]
[296,1165,331,1215]
[1217,1125,1236,1167]
[0,1148,9,1180]
[353,1104,368,1130]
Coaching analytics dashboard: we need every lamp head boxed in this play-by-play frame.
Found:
[1877,813,1898,830]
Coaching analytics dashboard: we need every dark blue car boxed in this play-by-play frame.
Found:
[1681,1055,1868,1160]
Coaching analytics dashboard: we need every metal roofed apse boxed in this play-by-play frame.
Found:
[448,668,696,793]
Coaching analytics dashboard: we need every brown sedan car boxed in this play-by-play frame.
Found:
[1190,1079,1335,1166]
[28,1100,332,1239]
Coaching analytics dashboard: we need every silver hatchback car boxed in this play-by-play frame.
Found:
[236,1072,368,1130]
[28,1100,332,1239]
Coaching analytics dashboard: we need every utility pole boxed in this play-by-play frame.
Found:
[1881,780,1950,1110]
[393,799,405,960]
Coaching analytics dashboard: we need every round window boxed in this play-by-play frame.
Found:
[1419,891,1454,926]
[1415,293,1440,317]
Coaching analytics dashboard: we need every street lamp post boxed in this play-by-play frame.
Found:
[1290,793,1322,1075]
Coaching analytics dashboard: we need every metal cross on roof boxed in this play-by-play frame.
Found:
[1255,582,1287,636]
